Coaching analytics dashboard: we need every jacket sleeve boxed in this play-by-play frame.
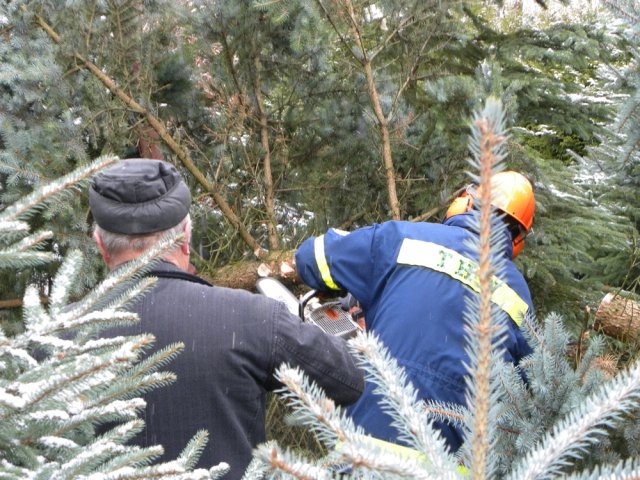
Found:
[295,226,380,306]
[267,302,364,405]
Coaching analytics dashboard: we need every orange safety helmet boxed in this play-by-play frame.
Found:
[444,171,535,258]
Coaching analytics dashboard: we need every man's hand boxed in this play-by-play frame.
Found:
[279,258,296,279]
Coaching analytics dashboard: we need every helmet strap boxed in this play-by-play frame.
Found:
[504,217,527,242]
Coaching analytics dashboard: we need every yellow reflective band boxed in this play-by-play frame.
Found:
[335,437,469,475]
[314,235,340,290]
[396,239,528,325]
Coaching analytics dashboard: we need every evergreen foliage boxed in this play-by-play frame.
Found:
[0,1,100,319]
[243,0,634,325]
[454,4,632,324]
[0,157,226,479]
[247,99,640,480]
[2,0,636,329]
[0,2,639,477]
[579,0,640,299]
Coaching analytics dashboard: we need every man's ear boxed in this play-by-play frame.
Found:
[180,221,191,256]
[93,230,111,264]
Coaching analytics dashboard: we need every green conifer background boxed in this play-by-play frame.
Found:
[2,0,636,329]
[1,0,640,477]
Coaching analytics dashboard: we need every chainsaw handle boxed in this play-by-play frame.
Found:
[299,289,318,320]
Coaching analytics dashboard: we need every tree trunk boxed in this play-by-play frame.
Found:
[594,293,640,341]
[345,0,401,221]
[252,55,280,250]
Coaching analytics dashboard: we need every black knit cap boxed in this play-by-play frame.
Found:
[89,159,191,235]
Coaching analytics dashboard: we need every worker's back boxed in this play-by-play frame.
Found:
[295,212,533,451]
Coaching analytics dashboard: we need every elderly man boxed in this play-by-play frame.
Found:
[89,159,363,479]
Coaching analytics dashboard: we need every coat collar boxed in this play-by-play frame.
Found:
[148,260,213,286]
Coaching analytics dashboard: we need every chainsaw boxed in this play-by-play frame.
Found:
[256,277,364,339]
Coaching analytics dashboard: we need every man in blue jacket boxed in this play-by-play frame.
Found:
[294,171,535,452]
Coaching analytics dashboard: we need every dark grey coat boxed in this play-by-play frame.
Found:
[114,262,363,479]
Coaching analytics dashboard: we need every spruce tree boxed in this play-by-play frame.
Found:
[423,2,632,324]
[0,1,98,323]
[582,0,640,298]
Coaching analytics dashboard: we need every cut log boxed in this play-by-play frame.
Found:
[594,293,640,342]
[204,249,298,291]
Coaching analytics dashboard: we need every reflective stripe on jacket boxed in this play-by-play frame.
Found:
[294,212,533,451]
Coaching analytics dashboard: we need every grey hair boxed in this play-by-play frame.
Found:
[94,214,191,257]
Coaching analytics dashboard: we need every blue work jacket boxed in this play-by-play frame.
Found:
[294,212,533,452]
